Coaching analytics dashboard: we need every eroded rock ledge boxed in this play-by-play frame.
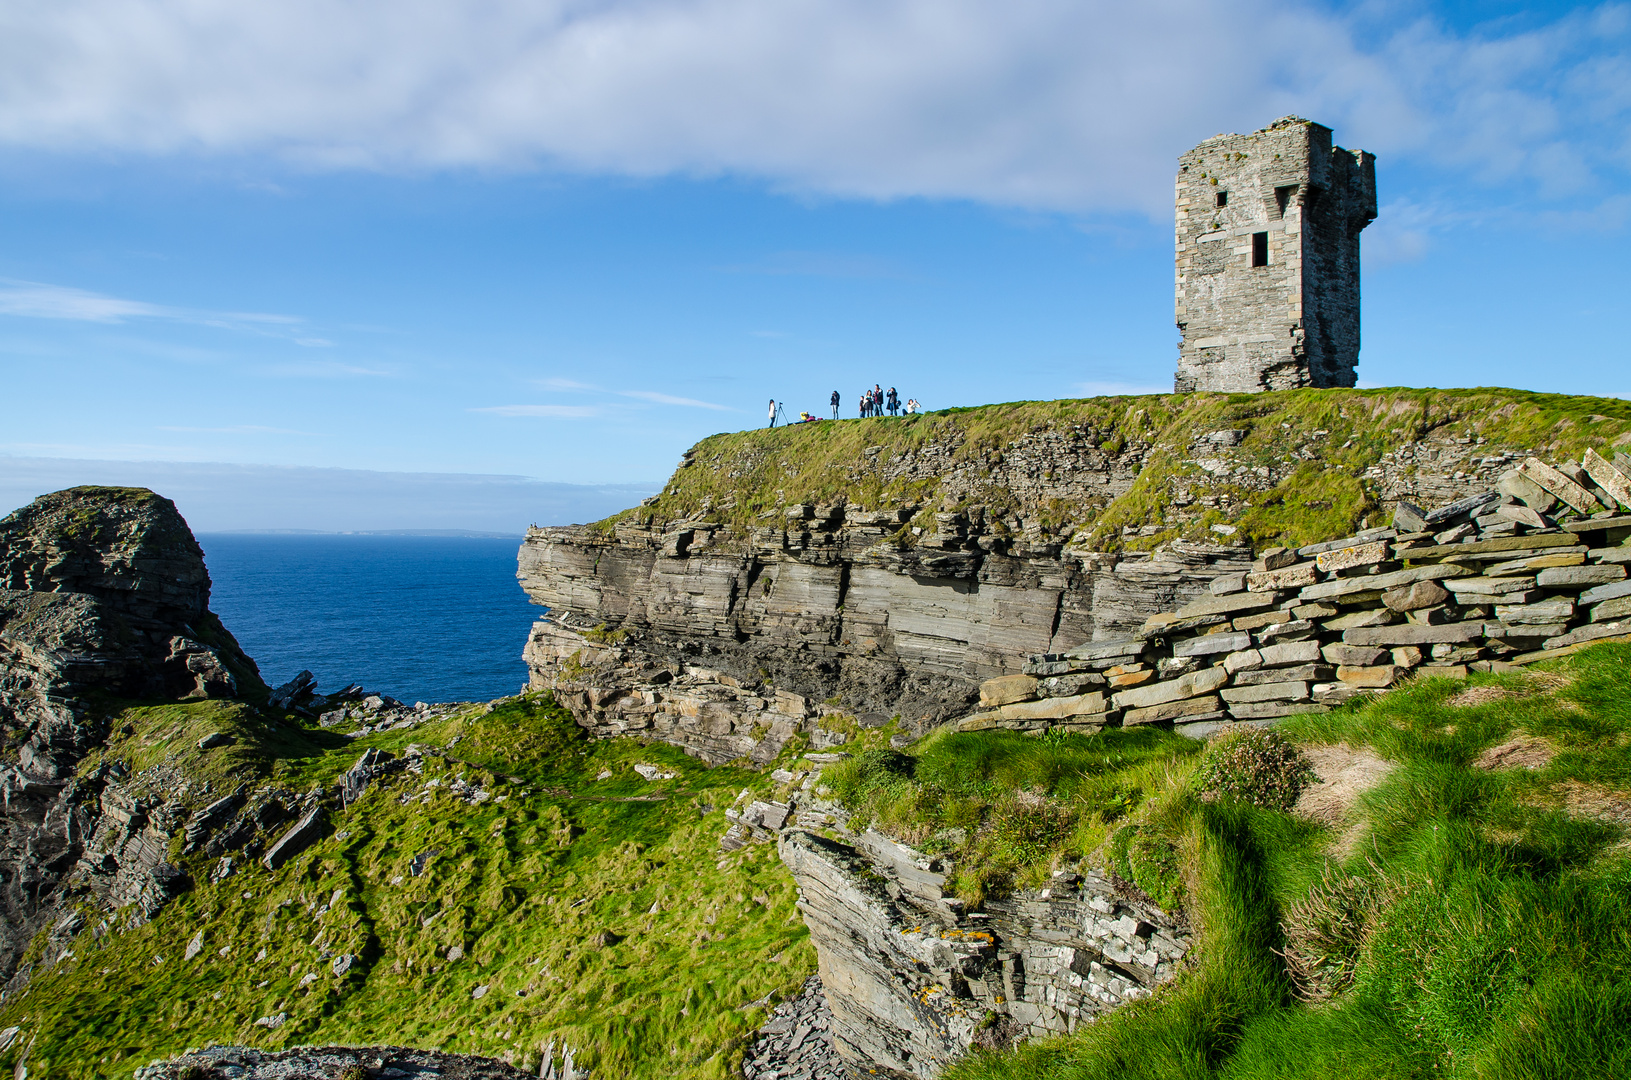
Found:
[780,829,1189,1079]
[519,515,1256,763]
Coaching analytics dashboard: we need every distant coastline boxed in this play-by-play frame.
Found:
[201,528,525,538]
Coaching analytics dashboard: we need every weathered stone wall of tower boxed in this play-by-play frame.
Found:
[1173,117,1375,394]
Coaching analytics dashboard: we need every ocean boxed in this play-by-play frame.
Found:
[198,534,542,705]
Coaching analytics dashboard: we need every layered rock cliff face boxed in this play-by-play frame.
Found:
[0,487,263,989]
[780,830,1189,1078]
[518,390,1623,764]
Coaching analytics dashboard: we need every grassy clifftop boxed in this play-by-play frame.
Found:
[612,387,1631,552]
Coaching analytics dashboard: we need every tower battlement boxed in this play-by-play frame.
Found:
[1174,117,1376,393]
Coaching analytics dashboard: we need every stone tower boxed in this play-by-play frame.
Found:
[1173,117,1376,393]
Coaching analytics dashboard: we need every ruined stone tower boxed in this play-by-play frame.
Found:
[1174,117,1376,393]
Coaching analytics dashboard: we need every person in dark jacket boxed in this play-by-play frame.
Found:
[830,390,840,420]
[887,387,899,415]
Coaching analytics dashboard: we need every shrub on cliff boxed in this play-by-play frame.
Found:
[1194,728,1317,811]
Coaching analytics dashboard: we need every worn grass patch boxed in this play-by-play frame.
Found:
[0,696,812,1080]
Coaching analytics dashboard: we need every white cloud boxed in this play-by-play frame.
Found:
[0,2,1627,215]
[0,278,318,339]
[618,390,732,411]
[472,404,602,418]
[0,280,167,322]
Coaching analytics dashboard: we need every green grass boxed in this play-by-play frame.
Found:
[613,387,1631,551]
[822,725,1204,904]
[940,643,1631,1080]
[0,695,813,1079]
[7,644,1630,1079]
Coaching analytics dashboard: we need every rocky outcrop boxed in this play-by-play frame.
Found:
[0,487,264,991]
[779,828,1189,1079]
[132,1044,535,1079]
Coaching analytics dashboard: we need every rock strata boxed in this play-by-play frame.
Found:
[132,1044,533,1079]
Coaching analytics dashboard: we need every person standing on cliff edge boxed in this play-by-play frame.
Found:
[830,390,840,420]
[768,398,778,428]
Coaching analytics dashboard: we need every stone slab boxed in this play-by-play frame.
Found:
[1424,491,1501,526]
[1123,694,1224,727]
[1112,666,1229,710]
[980,674,1039,708]
[1536,565,1625,589]
[1298,528,1397,558]
[1232,662,1330,685]
[1582,449,1631,511]
[999,693,1110,722]
[263,808,326,871]
[1401,532,1581,561]
[1173,631,1252,658]
[1488,552,1584,574]
[1443,576,1537,595]
[1495,504,1549,529]
[1588,547,1631,565]
[1321,608,1398,631]
[1246,563,1318,592]
[1234,610,1295,631]
[1223,648,1263,674]
[1173,591,1280,620]
[1579,579,1631,607]
[1298,563,1471,602]
[1227,701,1329,719]
[1064,638,1147,662]
[1516,458,1601,515]
[1220,681,1309,704]
[1343,622,1485,646]
[1545,621,1631,649]
[1383,580,1449,612]
[1494,598,1576,625]
[1258,639,1322,667]
[1499,469,1558,513]
[1564,515,1631,534]
[1315,540,1390,574]
[1336,665,1403,688]
[1593,595,1631,622]
[1323,643,1388,666]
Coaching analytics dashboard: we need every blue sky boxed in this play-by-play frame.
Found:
[2,0,1629,528]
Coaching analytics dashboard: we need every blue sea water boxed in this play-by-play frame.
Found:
[198,534,541,704]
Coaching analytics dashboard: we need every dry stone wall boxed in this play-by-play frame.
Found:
[954,448,1631,740]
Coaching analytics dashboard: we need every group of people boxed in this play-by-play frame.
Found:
[767,387,920,428]
[852,385,914,418]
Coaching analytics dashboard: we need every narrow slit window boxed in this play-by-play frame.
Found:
[1251,232,1269,267]
[1215,191,1228,207]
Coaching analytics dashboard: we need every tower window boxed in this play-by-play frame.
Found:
[1215,191,1228,207]
[1251,232,1269,267]
[1274,185,1297,217]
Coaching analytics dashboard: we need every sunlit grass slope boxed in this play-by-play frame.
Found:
[936,643,1631,1080]
[0,697,813,1079]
